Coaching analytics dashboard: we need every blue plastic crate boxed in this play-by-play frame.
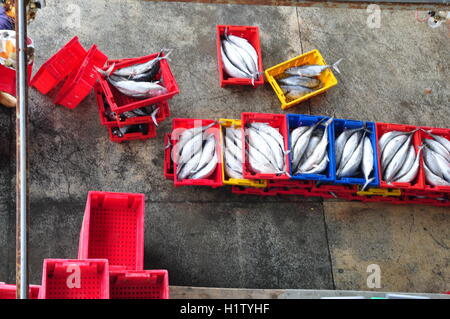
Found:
[333,119,380,187]
[287,114,336,182]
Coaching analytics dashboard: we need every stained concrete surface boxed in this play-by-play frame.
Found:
[0,0,449,292]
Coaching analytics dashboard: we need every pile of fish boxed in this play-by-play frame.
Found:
[245,123,287,175]
[335,125,374,189]
[220,33,260,82]
[223,126,244,179]
[171,123,218,180]
[290,118,333,176]
[97,50,170,99]
[277,59,342,101]
[422,131,450,186]
[379,130,421,184]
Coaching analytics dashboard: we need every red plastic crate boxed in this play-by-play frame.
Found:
[53,45,108,109]
[107,121,157,143]
[99,52,179,114]
[78,191,145,270]
[0,37,33,97]
[419,127,450,193]
[268,180,313,189]
[376,122,425,191]
[401,195,450,207]
[110,270,169,299]
[95,85,169,127]
[231,186,276,196]
[164,133,174,180]
[216,25,264,88]
[402,188,450,199]
[241,112,290,180]
[172,118,223,188]
[39,259,109,299]
[311,183,358,194]
[30,36,87,95]
[0,282,40,299]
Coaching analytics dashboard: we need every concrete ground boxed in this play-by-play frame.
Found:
[0,0,449,293]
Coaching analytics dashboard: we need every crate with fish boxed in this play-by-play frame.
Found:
[30,36,87,95]
[96,85,169,128]
[0,30,34,97]
[164,133,175,180]
[264,50,340,110]
[356,186,401,197]
[241,113,290,180]
[333,119,380,189]
[53,45,108,109]
[220,118,267,188]
[98,50,179,114]
[110,270,169,299]
[216,25,264,88]
[171,118,223,187]
[39,259,109,299]
[418,127,450,193]
[287,114,335,182]
[0,282,40,299]
[376,122,424,190]
[78,191,145,271]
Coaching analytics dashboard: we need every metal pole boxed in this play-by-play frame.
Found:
[15,0,29,299]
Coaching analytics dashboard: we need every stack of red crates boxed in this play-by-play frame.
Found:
[31,37,179,143]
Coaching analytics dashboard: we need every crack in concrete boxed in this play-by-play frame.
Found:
[321,204,337,290]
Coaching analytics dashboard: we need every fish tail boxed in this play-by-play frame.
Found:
[161,49,173,61]
[332,58,343,74]
[361,177,374,191]
[151,107,160,127]
[95,63,115,77]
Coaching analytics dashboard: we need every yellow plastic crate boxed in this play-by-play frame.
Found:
[219,118,268,188]
[357,187,402,197]
[264,49,338,110]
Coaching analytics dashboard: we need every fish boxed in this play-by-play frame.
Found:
[335,127,364,168]
[424,164,450,186]
[338,131,363,174]
[431,151,450,182]
[247,128,279,171]
[423,147,445,179]
[291,118,326,170]
[394,146,423,183]
[178,133,203,166]
[423,138,450,161]
[337,132,365,178]
[423,130,450,154]
[250,123,285,151]
[228,40,258,76]
[378,130,406,154]
[361,136,374,190]
[225,135,242,161]
[278,76,321,88]
[392,146,415,181]
[225,148,243,174]
[255,129,285,171]
[191,153,218,180]
[171,122,216,162]
[226,34,259,73]
[193,134,216,174]
[107,76,167,99]
[285,59,342,77]
[247,147,279,174]
[280,85,314,100]
[384,134,413,182]
[301,153,329,175]
[113,50,171,78]
[381,134,409,171]
[290,126,309,149]
[298,118,333,173]
[304,135,321,159]
[222,39,253,76]
[178,151,202,180]
[225,162,243,179]
[220,46,251,79]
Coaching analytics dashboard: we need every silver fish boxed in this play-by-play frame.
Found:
[222,40,252,76]
[423,147,444,178]
[431,151,450,182]
[280,85,313,100]
[291,118,326,170]
[335,127,364,168]
[228,40,258,76]
[113,50,172,77]
[194,134,216,174]
[278,76,321,88]
[301,153,329,175]
[424,130,450,154]
[247,146,278,174]
[107,76,167,98]
[290,126,309,150]
[378,130,405,154]
[338,133,365,178]
[424,163,450,186]
[384,134,413,182]
[361,136,374,190]
[285,59,342,77]
[225,162,243,180]
[225,135,242,162]
[305,135,321,159]
[338,131,363,173]
[226,34,259,73]
[395,146,423,183]
[381,134,409,171]
[191,153,218,180]
[171,123,216,162]
[247,128,279,171]
[392,146,415,181]
[178,151,202,180]
[424,138,450,161]
[220,46,251,79]
[256,129,285,171]
[250,123,285,150]
[225,148,242,174]
[178,133,203,166]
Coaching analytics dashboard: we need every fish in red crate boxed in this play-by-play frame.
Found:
[420,128,450,189]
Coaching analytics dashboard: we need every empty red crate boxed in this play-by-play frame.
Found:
[376,122,425,191]
[419,127,450,193]
[78,191,145,270]
[241,112,290,180]
[0,37,33,97]
[96,84,169,127]
[99,52,179,114]
[171,118,223,188]
[110,270,169,299]
[53,45,108,109]
[216,25,264,88]
[164,133,174,180]
[39,259,109,299]
[30,36,87,95]
[0,282,40,299]
[107,121,157,143]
